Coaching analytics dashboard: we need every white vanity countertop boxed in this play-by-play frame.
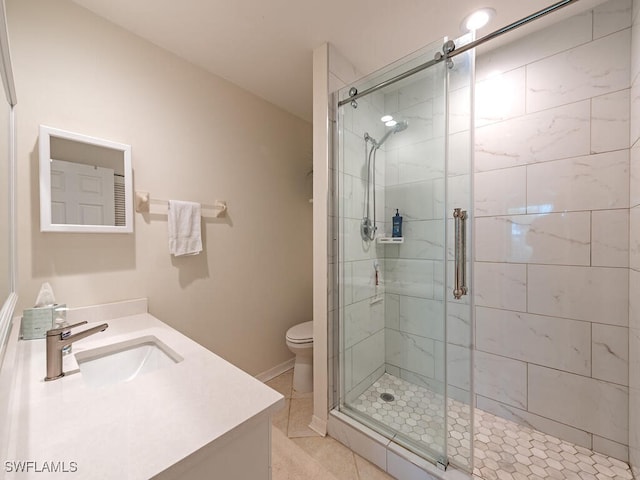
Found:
[3,305,284,479]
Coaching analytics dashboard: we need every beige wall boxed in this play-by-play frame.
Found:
[8,0,313,376]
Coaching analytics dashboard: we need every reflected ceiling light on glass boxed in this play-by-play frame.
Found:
[462,7,495,32]
[385,120,397,127]
[381,115,393,123]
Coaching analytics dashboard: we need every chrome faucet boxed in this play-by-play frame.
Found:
[45,320,109,381]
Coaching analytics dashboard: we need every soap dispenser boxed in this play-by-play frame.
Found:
[392,209,403,237]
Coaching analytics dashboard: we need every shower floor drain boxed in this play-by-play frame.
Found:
[380,393,395,402]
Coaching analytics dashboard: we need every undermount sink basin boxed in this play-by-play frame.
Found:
[75,335,183,387]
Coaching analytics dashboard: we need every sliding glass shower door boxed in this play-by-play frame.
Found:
[336,35,474,471]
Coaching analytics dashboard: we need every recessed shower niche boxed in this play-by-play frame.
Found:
[39,125,133,233]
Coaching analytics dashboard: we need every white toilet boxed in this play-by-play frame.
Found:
[285,321,313,393]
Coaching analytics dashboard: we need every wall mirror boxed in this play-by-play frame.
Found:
[39,125,133,233]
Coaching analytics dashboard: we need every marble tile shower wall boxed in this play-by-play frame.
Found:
[628,0,640,476]
[339,87,390,403]
[473,0,632,462]
[381,69,448,395]
[380,62,474,407]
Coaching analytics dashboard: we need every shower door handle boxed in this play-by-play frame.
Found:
[453,208,468,300]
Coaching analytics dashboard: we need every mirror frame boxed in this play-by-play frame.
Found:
[39,125,133,233]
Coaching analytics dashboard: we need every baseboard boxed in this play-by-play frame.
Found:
[255,357,295,383]
[309,414,327,436]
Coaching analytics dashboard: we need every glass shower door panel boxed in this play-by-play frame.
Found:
[445,32,474,473]
[337,37,454,466]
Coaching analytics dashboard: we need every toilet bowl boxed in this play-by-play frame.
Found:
[285,321,313,393]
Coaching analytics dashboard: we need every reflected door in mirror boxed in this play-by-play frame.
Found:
[51,159,116,226]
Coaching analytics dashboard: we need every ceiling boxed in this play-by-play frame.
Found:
[71,0,605,122]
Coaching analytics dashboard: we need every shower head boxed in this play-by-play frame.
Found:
[374,120,409,148]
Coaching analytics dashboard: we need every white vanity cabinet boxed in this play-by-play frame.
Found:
[0,299,283,479]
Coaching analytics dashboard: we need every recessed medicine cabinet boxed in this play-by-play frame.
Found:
[39,125,133,233]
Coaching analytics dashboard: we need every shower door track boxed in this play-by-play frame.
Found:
[337,0,577,107]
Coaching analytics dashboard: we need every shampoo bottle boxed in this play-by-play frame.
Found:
[392,209,403,237]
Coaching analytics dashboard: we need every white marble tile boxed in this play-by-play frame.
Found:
[528,265,629,326]
[389,100,436,149]
[384,293,400,330]
[399,296,445,342]
[474,166,526,217]
[476,306,591,376]
[474,350,527,409]
[448,131,471,177]
[592,209,629,267]
[526,30,631,113]
[447,174,471,215]
[475,100,590,172]
[341,174,364,220]
[632,78,640,146]
[631,142,640,207]
[343,218,377,261]
[447,302,472,348]
[396,69,439,112]
[630,266,640,473]
[592,435,629,462]
[384,259,435,299]
[343,347,353,391]
[351,97,386,141]
[475,67,526,128]
[475,212,591,265]
[630,268,640,331]
[385,328,435,379]
[327,412,389,471]
[473,262,527,312]
[329,73,346,99]
[592,324,629,386]
[342,129,368,178]
[447,344,471,392]
[449,85,471,134]
[351,329,385,388]
[385,180,438,222]
[395,220,445,261]
[398,368,444,397]
[475,11,593,81]
[633,11,640,85]
[329,44,360,87]
[344,298,385,349]
[527,151,630,213]
[475,396,593,450]
[340,261,354,307]
[528,364,629,444]
[351,259,377,304]
[386,449,435,480]
[395,138,445,184]
[631,206,640,271]
[384,147,399,187]
[593,0,633,39]
[592,89,631,153]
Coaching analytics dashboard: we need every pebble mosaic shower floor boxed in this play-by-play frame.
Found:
[349,373,633,480]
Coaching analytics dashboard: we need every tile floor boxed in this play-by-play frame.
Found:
[265,369,636,479]
[266,369,394,480]
[349,373,470,467]
[349,372,634,480]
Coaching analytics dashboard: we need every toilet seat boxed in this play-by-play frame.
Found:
[286,321,313,344]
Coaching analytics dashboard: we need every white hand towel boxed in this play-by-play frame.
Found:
[168,200,202,256]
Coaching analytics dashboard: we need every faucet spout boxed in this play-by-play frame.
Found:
[45,321,109,381]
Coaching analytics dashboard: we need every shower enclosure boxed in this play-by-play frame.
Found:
[334,34,474,472]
